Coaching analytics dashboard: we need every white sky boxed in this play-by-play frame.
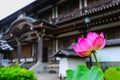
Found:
[0,0,35,20]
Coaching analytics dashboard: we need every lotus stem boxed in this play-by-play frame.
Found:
[93,51,100,68]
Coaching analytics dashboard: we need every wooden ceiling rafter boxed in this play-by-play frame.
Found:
[22,36,38,42]
[20,30,37,40]
[86,1,119,15]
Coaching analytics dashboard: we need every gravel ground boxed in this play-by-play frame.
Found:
[36,73,60,80]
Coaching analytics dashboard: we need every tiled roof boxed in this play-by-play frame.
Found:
[0,40,13,51]
[52,43,86,58]
[106,38,120,46]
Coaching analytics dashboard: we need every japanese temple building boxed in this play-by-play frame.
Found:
[0,0,120,72]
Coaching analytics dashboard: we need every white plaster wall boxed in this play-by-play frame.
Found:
[92,46,120,62]
[59,58,86,77]
[59,58,68,76]
[67,58,86,69]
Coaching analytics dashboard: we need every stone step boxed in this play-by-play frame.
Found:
[44,63,59,73]
[20,62,36,69]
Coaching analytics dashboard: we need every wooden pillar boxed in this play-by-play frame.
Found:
[17,41,21,63]
[36,28,45,62]
[84,0,87,7]
[55,39,58,52]
[15,37,21,63]
[79,0,82,9]
[37,37,43,62]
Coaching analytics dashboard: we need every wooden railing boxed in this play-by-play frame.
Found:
[9,57,35,63]
[53,0,120,23]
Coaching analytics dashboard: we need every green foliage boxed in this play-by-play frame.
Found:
[66,65,104,80]
[0,65,37,80]
[66,65,89,80]
[102,66,120,80]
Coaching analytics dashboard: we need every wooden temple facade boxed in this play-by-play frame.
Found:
[0,0,120,65]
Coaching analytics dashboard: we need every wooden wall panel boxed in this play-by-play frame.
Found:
[21,45,32,57]
[9,48,17,59]
[9,44,32,59]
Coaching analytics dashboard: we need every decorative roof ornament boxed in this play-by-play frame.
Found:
[84,17,90,24]
[18,13,26,19]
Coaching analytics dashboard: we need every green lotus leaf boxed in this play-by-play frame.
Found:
[66,65,103,80]
[103,66,120,80]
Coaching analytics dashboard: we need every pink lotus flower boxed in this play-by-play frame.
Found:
[72,32,106,57]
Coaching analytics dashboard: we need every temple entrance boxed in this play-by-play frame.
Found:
[42,47,48,62]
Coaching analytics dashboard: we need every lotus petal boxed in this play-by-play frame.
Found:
[76,51,92,57]
[79,38,93,51]
[87,32,98,43]
[93,37,106,50]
